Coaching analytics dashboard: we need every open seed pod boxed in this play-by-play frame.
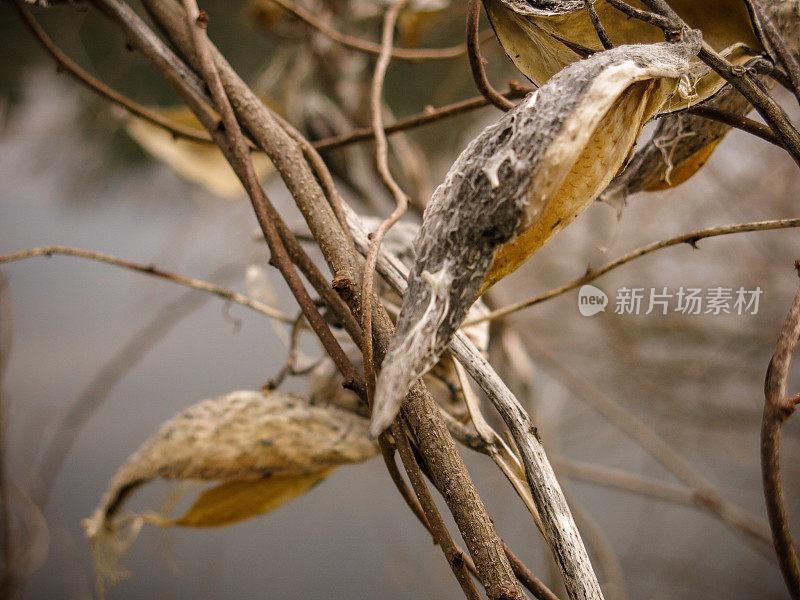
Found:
[371,39,701,435]
[600,0,800,205]
[599,82,753,207]
[84,390,377,595]
[482,0,762,111]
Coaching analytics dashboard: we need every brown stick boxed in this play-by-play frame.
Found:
[684,105,784,148]
[101,1,525,596]
[13,0,212,144]
[468,218,800,325]
[361,0,411,404]
[313,88,528,152]
[394,428,482,600]
[267,0,490,62]
[0,246,292,323]
[584,0,613,50]
[466,0,515,111]
[762,264,800,599]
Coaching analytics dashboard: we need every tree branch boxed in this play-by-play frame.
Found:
[0,246,292,323]
[466,0,515,111]
[266,0,491,61]
[467,217,800,325]
[762,264,800,599]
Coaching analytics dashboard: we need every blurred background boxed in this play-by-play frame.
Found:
[1,1,799,598]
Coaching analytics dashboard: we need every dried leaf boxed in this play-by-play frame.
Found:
[171,469,333,527]
[371,40,699,435]
[84,390,377,594]
[126,106,273,198]
[483,0,760,110]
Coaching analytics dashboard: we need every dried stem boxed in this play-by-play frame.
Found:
[100,1,525,595]
[267,0,490,61]
[13,0,211,144]
[467,217,800,325]
[466,0,515,111]
[362,0,412,402]
[393,427,482,600]
[313,87,528,152]
[762,265,800,599]
[0,246,293,324]
[683,105,784,148]
[585,0,613,50]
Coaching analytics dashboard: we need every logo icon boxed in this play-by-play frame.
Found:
[578,285,608,316]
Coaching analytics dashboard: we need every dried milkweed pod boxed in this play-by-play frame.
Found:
[482,0,761,110]
[601,0,800,204]
[370,39,701,435]
[84,390,377,595]
[599,83,752,206]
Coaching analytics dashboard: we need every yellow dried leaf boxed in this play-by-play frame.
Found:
[171,469,334,528]
[126,106,273,198]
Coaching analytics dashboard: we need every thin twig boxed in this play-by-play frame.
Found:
[0,246,293,324]
[467,218,800,325]
[746,0,800,105]
[604,0,675,32]
[393,427,482,600]
[683,104,785,148]
[267,0,491,61]
[466,1,515,111]
[502,541,561,600]
[762,264,800,599]
[313,87,529,152]
[584,0,613,50]
[13,0,212,144]
[362,0,412,403]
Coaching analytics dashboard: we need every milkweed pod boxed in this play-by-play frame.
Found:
[600,82,754,206]
[482,0,762,111]
[371,39,701,436]
[84,390,377,596]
